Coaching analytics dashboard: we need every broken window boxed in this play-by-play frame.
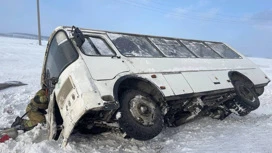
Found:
[205,42,241,59]
[46,31,78,78]
[149,37,196,58]
[81,37,115,56]
[180,40,221,58]
[108,33,162,57]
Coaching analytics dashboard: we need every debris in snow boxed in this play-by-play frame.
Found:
[3,107,14,115]
[0,81,27,91]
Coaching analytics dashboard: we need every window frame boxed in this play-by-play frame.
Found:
[107,33,164,58]
[204,42,242,59]
[107,32,242,59]
[148,37,197,58]
[44,30,79,79]
[179,39,223,59]
[80,35,117,57]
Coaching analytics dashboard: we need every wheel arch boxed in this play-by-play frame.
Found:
[113,75,165,104]
[228,71,254,87]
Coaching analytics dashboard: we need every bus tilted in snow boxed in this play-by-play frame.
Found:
[41,26,270,146]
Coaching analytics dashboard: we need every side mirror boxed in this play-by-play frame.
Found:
[72,26,85,48]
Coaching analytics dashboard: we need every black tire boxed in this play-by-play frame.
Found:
[255,87,264,96]
[118,89,163,140]
[233,81,260,111]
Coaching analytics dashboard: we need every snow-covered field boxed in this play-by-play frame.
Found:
[0,37,272,153]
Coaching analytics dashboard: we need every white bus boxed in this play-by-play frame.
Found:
[42,26,270,146]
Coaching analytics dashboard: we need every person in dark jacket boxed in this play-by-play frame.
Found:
[11,89,49,131]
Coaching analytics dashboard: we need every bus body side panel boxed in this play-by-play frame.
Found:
[126,58,270,86]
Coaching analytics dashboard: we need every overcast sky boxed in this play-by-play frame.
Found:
[0,0,271,58]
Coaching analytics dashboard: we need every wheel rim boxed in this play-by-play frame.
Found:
[239,85,255,102]
[129,95,156,126]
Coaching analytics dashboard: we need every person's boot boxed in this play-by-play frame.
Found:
[11,117,26,130]
[11,116,23,128]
